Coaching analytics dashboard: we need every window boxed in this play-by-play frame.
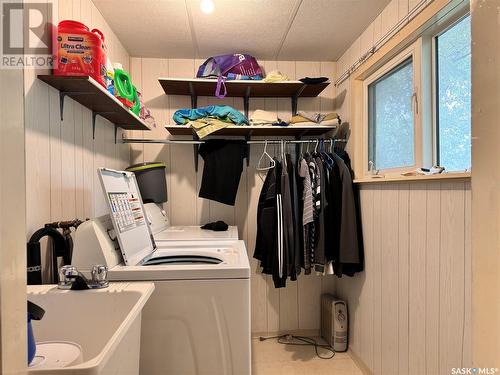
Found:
[363,12,471,177]
[368,58,414,170]
[435,15,471,171]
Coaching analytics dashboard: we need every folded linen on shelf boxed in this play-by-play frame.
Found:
[289,112,340,126]
[188,118,230,138]
[297,111,328,123]
[289,119,340,127]
[173,105,248,125]
[249,109,285,126]
[263,70,288,83]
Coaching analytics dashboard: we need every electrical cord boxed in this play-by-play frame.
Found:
[259,334,335,360]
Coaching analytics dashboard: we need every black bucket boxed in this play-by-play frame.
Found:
[126,162,167,203]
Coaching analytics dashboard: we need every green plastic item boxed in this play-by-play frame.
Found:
[126,162,166,172]
[131,85,140,116]
[114,67,135,102]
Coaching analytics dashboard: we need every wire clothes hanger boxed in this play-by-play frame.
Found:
[256,140,276,171]
[319,139,334,168]
[280,140,287,169]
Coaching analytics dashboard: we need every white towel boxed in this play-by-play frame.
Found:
[250,109,279,125]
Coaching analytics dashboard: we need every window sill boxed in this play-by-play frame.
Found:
[353,172,471,184]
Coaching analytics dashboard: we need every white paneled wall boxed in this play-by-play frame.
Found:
[333,2,472,373]
[1,56,28,375]
[129,57,338,334]
[25,0,130,282]
[336,181,471,375]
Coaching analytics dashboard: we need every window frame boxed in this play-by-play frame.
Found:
[363,41,423,177]
[360,10,471,179]
[431,13,472,171]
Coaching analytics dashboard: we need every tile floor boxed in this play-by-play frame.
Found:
[251,337,363,375]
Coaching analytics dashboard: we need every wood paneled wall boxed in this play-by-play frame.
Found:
[128,57,338,334]
[24,0,131,282]
[336,181,471,375]
[333,1,472,372]
[470,0,500,365]
[1,54,28,375]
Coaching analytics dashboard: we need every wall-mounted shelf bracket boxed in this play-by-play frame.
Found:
[294,135,302,156]
[243,86,251,119]
[59,91,89,121]
[297,128,310,138]
[189,81,200,173]
[193,133,200,172]
[291,84,307,116]
[92,111,116,139]
[189,82,198,109]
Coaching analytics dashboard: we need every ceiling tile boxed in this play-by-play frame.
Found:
[93,0,195,58]
[93,0,391,61]
[278,0,391,61]
[187,0,298,59]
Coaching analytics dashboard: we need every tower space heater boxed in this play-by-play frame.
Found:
[321,294,348,352]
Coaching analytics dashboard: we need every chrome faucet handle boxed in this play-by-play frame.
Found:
[57,265,108,290]
[58,265,79,289]
[90,265,109,288]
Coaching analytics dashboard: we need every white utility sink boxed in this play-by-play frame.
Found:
[27,282,154,375]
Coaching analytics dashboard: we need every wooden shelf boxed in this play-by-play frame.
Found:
[158,77,329,98]
[38,75,152,137]
[164,124,337,137]
[158,77,330,117]
[155,77,334,172]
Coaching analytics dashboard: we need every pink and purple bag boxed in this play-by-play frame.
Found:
[196,54,263,98]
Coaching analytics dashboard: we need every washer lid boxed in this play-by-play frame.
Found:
[98,168,155,266]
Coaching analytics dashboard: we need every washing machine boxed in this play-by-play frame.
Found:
[72,169,251,375]
[144,202,239,243]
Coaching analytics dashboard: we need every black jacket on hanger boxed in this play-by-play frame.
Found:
[254,144,365,287]
[313,155,327,272]
[331,151,364,276]
[280,158,295,283]
[335,150,364,276]
[286,153,302,280]
[254,160,288,288]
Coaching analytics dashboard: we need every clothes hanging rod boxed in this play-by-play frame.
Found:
[123,139,205,144]
[122,138,348,145]
[334,0,429,87]
[246,139,347,144]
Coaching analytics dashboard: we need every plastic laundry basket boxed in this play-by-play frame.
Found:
[126,162,167,203]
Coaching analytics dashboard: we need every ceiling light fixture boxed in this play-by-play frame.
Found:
[200,0,214,14]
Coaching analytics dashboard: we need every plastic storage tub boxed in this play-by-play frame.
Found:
[126,162,167,203]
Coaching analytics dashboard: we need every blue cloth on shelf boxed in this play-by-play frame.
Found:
[272,121,289,127]
[173,105,248,125]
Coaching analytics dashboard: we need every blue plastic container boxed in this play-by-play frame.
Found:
[27,313,36,365]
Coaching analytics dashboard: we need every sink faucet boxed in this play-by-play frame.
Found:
[58,265,109,290]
